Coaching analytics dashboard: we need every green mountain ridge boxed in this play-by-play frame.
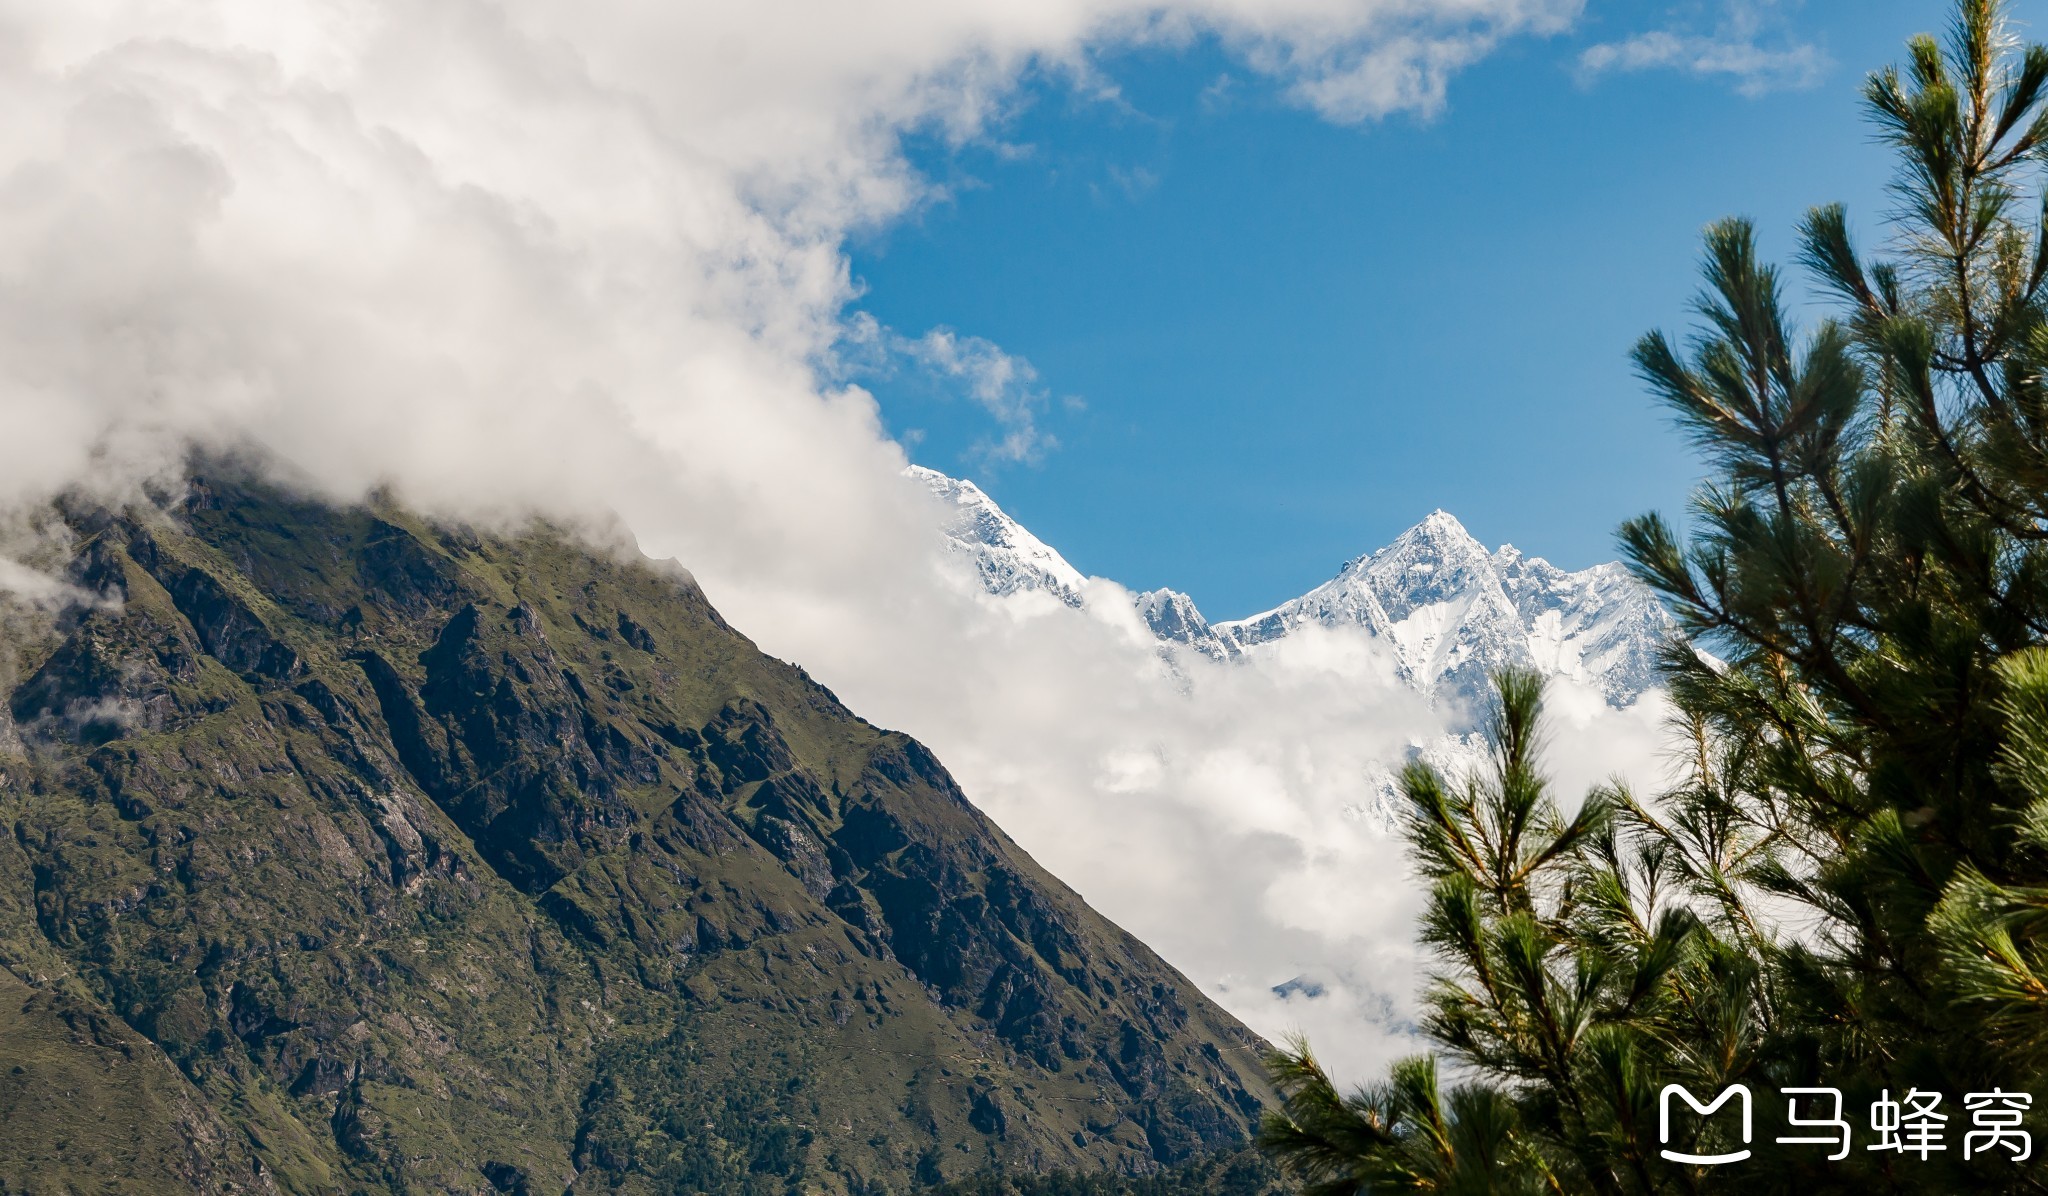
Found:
[0,473,1273,1194]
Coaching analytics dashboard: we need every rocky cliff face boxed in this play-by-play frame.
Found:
[0,475,1268,1194]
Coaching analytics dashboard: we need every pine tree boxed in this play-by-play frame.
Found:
[1263,674,1792,1194]
[1261,2,2048,1191]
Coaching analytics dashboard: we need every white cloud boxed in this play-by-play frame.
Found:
[0,0,1670,1083]
[1577,1,1828,96]
[875,585,1682,1080]
[844,318,1057,464]
[0,558,111,612]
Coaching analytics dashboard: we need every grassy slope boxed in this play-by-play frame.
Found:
[0,476,1272,1194]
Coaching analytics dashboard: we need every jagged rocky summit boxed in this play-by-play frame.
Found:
[1134,588,1240,663]
[913,468,1673,708]
[0,473,1270,1194]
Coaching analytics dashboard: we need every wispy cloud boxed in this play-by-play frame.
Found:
[1578,1,1828,96]
[843,317,1058,465]
[1102,162,1162,202]
[902,328,1058,464]
[1199,72,1239,114]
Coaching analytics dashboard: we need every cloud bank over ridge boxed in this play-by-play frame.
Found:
[0,0,1691,1079]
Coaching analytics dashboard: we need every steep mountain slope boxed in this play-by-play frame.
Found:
[912,468,1669,708]
[0,475,1269,1194]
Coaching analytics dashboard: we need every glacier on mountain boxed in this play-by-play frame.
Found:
[913,466,1674,710]
[1217,510,1670,708]
[911,465,1086,607]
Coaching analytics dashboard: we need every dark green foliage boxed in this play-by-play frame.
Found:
[575,1022,819,1193]
[1263,2,2048,1192]
[1261,1044,1543,1196]
[1263,675,1750,1195]
[0,470,1270,1193]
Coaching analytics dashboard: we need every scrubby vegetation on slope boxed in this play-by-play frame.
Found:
[0,471,1268,1193]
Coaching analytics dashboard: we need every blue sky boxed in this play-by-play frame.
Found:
[849,0,1946,618]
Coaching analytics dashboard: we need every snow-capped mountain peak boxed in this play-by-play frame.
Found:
[910,465,1673,707]
[912,464,1085,606]
[1217,508,1669,706]
[1135,587,1240,661]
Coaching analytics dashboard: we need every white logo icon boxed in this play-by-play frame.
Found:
[1660,1084,1753,1164]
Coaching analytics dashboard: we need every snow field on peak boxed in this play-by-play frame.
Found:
[910,465,1674,714]
[909,464,1087,607]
